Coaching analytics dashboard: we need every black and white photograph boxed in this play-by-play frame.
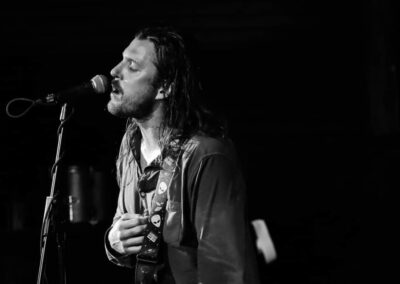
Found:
[0,1,398,283]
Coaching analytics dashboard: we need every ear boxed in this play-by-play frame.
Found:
[155,83,172,100]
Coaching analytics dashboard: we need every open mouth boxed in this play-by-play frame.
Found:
[111,80,123,95]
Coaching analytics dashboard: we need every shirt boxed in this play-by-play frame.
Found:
[105,128,260,284]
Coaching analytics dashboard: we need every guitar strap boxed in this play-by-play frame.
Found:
[135,154,179,284]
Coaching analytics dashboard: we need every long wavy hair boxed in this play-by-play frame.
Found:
[125,26,226,155]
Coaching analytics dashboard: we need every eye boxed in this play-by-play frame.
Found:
[128,60,139,71]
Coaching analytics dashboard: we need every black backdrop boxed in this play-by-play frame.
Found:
[1,1,399,283]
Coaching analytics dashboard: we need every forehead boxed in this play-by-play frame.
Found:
[123,38,157,65]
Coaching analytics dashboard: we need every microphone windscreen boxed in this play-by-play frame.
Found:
[91,75,109,94]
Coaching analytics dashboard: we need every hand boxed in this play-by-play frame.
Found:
[108,213,148,256]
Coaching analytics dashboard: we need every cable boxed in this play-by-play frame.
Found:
[5,97,55,118]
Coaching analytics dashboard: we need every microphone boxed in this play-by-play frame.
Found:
[44,74,109,104]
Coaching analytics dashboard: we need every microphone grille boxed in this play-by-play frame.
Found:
[91,74,109,94]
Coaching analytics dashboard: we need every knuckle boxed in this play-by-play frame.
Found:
[114,221,123,230]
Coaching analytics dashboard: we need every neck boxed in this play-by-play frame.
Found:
[135,102,164,154]
[138,123,161,153]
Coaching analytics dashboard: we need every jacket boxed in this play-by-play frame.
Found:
[105,129,260,284]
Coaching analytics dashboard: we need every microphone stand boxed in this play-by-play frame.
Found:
[37,103,69,284]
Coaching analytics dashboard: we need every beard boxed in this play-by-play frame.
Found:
[107,94,158,120]
[107,81,162,120]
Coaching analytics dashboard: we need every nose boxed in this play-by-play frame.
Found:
[110,61,122,78]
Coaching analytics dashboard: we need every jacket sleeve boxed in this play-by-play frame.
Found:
[104,133,135,268]
[192,153,260,284]
[104,181,135,268]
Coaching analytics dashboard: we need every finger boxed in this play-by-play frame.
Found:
[111,240,142,256]
[137,216,149,225]
[119,218,141,229]
[119,216,149,229]
[124,245,143,256]
[120,224,147,240]
[120,213,142,221]
[122,236,144,248]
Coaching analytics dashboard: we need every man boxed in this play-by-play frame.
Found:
[105,26,260,284]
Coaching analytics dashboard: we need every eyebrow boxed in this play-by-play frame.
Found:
[122,51,140,64]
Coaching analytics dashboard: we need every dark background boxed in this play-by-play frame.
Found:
[1,0,399,283]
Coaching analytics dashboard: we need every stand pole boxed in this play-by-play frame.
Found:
[37,103,68,284]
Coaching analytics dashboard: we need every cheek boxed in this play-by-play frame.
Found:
[132,80,158,99]
[124,75,154,93]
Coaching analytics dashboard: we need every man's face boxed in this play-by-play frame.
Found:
[107,38,163,119]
